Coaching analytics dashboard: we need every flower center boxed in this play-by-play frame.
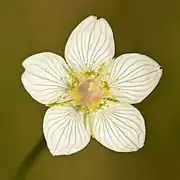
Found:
[70,73,110,112]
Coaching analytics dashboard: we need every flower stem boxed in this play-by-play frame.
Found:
[14,136,46,180]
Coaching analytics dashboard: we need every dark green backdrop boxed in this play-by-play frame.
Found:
[0,0,179,180]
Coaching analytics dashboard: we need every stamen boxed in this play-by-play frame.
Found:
[51,64,119,112]
[68,69,116,112]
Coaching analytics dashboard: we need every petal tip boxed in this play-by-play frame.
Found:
[50,150,57,156]
[159,65,163,73]
[126,141,145,152]
[98,17,108,23]
[22,59,27,68]
[85,15,97,21]
[156,65,163,80]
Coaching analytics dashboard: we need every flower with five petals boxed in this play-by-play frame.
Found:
[21,16,162,155]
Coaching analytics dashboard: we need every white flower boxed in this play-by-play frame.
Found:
[21,16,162,156]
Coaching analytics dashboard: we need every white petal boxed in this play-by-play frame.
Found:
[21,52,71,105]
[43,106,90,155]
[90,103,145,152]
[106,53,162,104]
[65,15,115,72]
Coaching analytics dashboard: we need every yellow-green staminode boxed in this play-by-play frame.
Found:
[21,15,162,156]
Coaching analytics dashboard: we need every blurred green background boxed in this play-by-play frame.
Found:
[0,0,179,179]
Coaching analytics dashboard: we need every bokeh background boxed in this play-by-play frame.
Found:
[0,0,179,179]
